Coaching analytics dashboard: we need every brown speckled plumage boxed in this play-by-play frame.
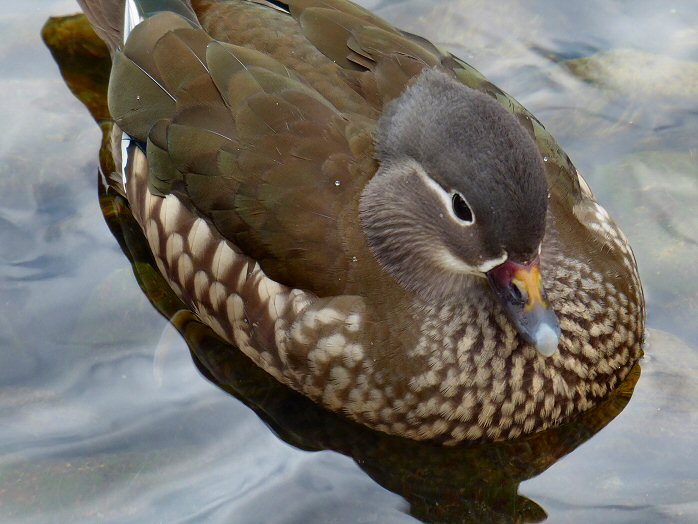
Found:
[81,0,645,443]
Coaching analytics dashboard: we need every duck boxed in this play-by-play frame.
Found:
[77,0,645,443]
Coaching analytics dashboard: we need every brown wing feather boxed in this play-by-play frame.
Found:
[107,8,376,296]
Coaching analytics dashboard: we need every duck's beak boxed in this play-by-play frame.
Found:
[486,256,561,357]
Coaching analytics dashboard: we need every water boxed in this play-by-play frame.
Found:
[1,1,697,522]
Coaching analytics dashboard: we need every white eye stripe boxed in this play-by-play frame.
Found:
[413,166,476,226]
[433,247,479,274]
[475,252,508,273]
[433,247,508,275]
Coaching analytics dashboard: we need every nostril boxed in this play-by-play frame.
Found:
[510,282,525,304]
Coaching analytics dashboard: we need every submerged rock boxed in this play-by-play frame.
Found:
[563,48,698,99]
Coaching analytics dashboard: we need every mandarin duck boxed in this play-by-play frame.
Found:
[77,0,645,443]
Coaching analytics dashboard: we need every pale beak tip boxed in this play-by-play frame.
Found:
[534,323,561,357]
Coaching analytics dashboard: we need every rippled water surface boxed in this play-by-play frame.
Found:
[2,1,698,522]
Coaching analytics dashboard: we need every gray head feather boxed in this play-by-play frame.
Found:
[360,68,549,301]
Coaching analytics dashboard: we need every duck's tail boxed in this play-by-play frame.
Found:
[76,0,198,197]
[77,0,197,54]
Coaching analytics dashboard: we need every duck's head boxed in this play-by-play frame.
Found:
[360,69,561,357]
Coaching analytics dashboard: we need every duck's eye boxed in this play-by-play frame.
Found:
[451,193,473,223]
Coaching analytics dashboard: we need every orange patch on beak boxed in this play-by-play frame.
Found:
[487,255,561,356]
[513,264,548,312]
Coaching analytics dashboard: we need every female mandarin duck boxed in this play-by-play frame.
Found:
[78,0,644,443]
